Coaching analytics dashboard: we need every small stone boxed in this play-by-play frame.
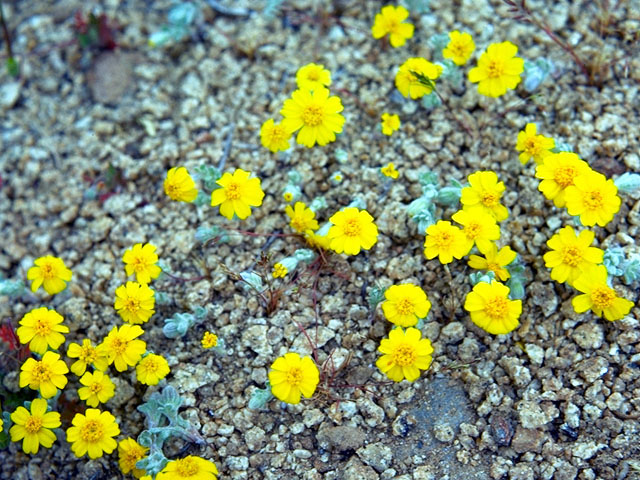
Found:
[525,344,545,366]
[357,397,385,427]
[357,442,393,473]
[317,425,366,451]
[511,426,545,454]
[571,441,606,460]
[571,323,604,350]
[517,401,553,429]
[433,423,455,443]
[509,462,535,480]
[245,426,265,451]
[170,363,220,394]
[440,322,465,344]
[0,81,20,110]
[577,356,608,383]
[226,456,249,471]
[342,457,379,480]
[412,466,436,480]
[87,52,134,105]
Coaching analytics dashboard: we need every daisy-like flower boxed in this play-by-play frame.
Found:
[544,226,604,286]
[78,370,116,407]
[371,5,414,48]
[272,263,287,278]
[376,327,433,382]
[17,307,69,354]
[381,113,400,136]
[468,41,524,97]
[395,57,443,99]
[118,437,149,479]
[164,167,198,203]
[464,281,521,334]
[327,207,379,255]
[515,123,555,165]
[295,63,331,91]
[460,171,509,221]
[9,398,60,454]
[67,339,109,376]
[157,456,219,480]
[467,243,517,281]
[304,229,332,251]
[382,284,431,327]
[260,119,292,153]
[572,265,634,321]
[564,170,621,227]
[27,255,72,295]
[201,332,218,349]
[451,208,501,252]
[381,162,399,179]
[19,351,69,398]
[210,168,265,220]
[442,30,475,66]
[136,353,170,385]
[101,325,147,372]
[66,408,120,459]
[423,220,470,264]
[122,243,162,284]
[281,87,345,148]
[285,202,319,233]
[535,152,592,208]
[268,352,320,404]
[114,281,155,325]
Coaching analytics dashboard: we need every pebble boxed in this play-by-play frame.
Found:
[440,322,465,344]
[511,426,545,454]
[571,323,604,350]
[0,81,20,110]
[317,425,366,451]
[433,423,455,443]
[577,356,609,383]
[517,401,553,429]
[357,443,393,473]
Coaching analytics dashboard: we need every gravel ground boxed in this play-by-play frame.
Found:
[1,0,639,479]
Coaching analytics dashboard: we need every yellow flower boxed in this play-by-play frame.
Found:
[210,168,265,220]
[268,352,319,404]
[451,208,501,252]
[283,192,294,202]
[66,408,120,459]
[27,255,72,295]
[381,113,400,136]
[9,398,60,454]
[122,243,162,284]
[464,281,521,334]
[201,332,218,349]
[272,263,288,278]
[114,281,156,325]
[572,265,634,321]
[327,207,379,255]
[423,220,470,264]
[544,226,604,286]
[260,119,292,153]
[515,123,555,165]
[118,437,149,479]
[304,229,331,251]
[136,353,170,385]
[101,325,147,372]
[442,30,475,66]
[295,63,331,91]
[281,87,345,148]
[371,5,414,48]
[535,152,592,208]
[376,327,433,382]
[382,284,431,327]
[67,339,109,376]
[164,167,198,203]
[468,41,524,97]
[460,171,509,221]
[19,351,69,398]
[468,243,517,281]
[395,57,443,99]
[564,170,621,227]
[17,307,69,354]
[381,162,399,179]
[157,455,219,480]
[78,370,116,407]
[285,202,319,233]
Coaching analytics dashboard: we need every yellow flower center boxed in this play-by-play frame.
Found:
[291,216,308,232]
[553,166,578,188]
[487,262,501,274]
[591,286,615,309]
[80,419,104,443]
[306,70,320,81]
[451,42,467,57]
[486,59,505,79]
[166,182,179,196]
[481,192,499,207]
[464,223,481,239]
[385,17,400,34]
[225,182,242,200]
[25,416,43,434]
[285,367,303,387]
[110,338,127,355]
[392,343,417,366]
[90,382,104,394]
[434,230,453,248]
[142,358,158,373]
[584,190,604,210]
[34,318,53,336]
[302,104,324,127]
[485,295,508,319]
[176,458,199,476]
[343,218,362,237]
[131,256,149,272]
[562,246,583,267]
[40,263,56,279]
[525,138,542,154]
[283,192,293,202]
[80,345,98,363]
[32,362,53,382]
[269,126,287,144]
[396,298,415,316]
[124,297,141,313]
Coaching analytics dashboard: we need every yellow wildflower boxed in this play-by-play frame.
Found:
[210,168,265,220]
[515,123,555,165]
[17,307,69,354]
[164,167,198,203]
[468,243,517,281]
[468,41,524,97]
[304,229,332,250]
[201,332,218,349]
[381,113,400,136]
[101,324,147,372]
[442,30,475,66]
[27,255,72,295]
[371,5,414,48]
[260,119,292,153]
[118,437,149,479]
[572,265,634,321]
[78,370,116,407]
[114,281,155,325]
[66,408,120,459]
[283,192,294,202]
[157,456,219,480]
[464,280,522,334]
[136,353,170,386]
[451,208,501,252]
[9,398,60,454]
[423,220,470,264]
[269,352,319,404]
[395,57,443,99]
[544,226,604,286]
[19,351,69,398]
[460,171,509,221]
[382,284,431,327]
[564,170,621,227]
[327,207,379,255]
[285,202,319,233]
[535,152,592,208]
[122,243,162,284]
[295,63,331,91]
[376,327,433,382]
[272,263,287,278]
[381,162,399,179]
[67,339,109,376]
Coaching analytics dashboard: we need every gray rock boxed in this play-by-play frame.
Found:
[87,52,134,104]
[357,442,393,473]
[342,457,379,480]
[433,422,455,443]
[517,400,553,428]
[511,426,545,453]
[577,356,608,383]
[571,323,604,350]
[440,322,465,344]
[317,425,366,451]
[0,81,20,110]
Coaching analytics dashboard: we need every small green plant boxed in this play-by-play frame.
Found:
[162,306,208,339]
[148,2,198,47]
[406,169,463,233]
